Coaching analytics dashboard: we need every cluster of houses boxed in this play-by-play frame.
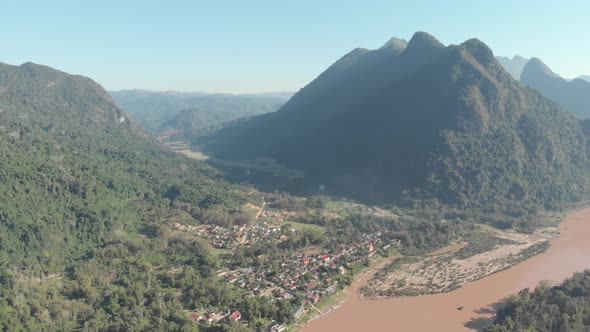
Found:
[198,224,246,249]
[189,309,289,332]
[244,221,287,245]
[172,208,402,329]
[189,310,241,325]
[170,219,294,250]
[259,210,293,221]
[173,217,400,301]
[168,223,246,249]
[217,230,399,309]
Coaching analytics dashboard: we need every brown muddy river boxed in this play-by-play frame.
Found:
[303,208,590,332]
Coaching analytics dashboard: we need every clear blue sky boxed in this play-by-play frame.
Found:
[2,0,589,93]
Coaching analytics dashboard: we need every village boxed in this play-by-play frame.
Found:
[170,203,401,330]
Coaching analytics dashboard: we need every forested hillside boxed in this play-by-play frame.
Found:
[0,62,247,271]
[485,271,590,332]
[0,60,495,332]
[202,33,590,210]
[0,62,279,331]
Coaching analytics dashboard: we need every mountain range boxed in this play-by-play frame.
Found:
[202,32,590,206]
[496,55,529,80]
[520,58,590,119]
[2,31,590,331]
[110,89,292,137]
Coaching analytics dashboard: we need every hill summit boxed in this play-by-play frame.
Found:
[0,61,246,271]
[202,32,590,206]
[521,58,590,119]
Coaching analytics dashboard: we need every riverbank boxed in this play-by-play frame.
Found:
[303,208,590,332]
[363,226,553,297]
[289,254,400,331]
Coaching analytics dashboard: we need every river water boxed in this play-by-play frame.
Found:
[303,208,590,332]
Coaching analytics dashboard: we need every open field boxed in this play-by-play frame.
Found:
[274,219,327,233]
[322,201,400,220]
[210,157,306,180]
[162,140,210,160]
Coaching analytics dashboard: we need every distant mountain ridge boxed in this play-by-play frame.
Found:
[496,55,529,80]
[203,32,590,207]
[0,62,140,136]
[110,90,293,133]
[158,102,280,141]
[521,58,590,119]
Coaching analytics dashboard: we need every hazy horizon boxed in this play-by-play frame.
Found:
[2,0,589,93]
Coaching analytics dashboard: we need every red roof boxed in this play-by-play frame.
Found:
[191,313,201,321]
[304,281,318,290]
[229,311,241,320]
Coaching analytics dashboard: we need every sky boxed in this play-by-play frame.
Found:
[2,0,589,93]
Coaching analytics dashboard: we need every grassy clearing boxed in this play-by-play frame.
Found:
[211,157,306,180]
[167,211,198,225]
[163,141,210,160]
[477,223,502,234]
[194,237,232,257]
[275,219,326,233]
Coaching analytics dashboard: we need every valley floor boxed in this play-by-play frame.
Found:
[160,140,578,332]
[162,140,209,161]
